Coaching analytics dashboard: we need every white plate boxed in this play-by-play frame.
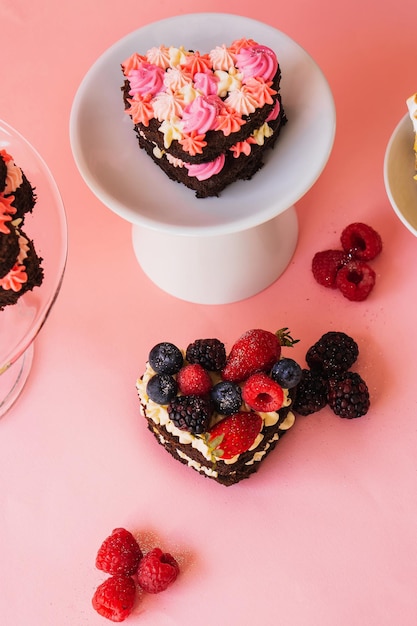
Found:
[384,113,417,237]
[70,13,335,236]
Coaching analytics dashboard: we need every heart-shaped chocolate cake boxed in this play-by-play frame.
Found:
[121,39,287,197]
[136,329,300,486]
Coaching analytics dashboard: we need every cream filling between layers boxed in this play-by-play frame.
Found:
[139,121,276,180]
[136,362,295,466]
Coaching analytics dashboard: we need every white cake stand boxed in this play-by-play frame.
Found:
[70,13,335,304]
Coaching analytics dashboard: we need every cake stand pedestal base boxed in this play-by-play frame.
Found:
[132,206,298,305]
[0,344,34,418]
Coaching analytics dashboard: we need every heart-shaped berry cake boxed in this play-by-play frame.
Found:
[121,39,287,198]
[136,329,301,486]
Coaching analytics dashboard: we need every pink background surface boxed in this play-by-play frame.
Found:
[1,1,417,625]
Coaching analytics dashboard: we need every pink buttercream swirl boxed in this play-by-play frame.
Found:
[215,108,245,136]
[230,137,257,158]
[244,77,277,107]
[128,62,165,97]
[235,45,278,82]
[121,53,146,75]
[0,195,16,234]
[229,38,259,54]
[126,94,154,126]
[209,45,236,71]
[193,72,219,97]
[164,67,192,92]
[181,95,223,135]
[0,263,27,292]
[152,91,185,122]
[266,99,281,122]
[146,46,171,69]
[180,51,212,76]
[185,154,225,180]
[4,159,23,194]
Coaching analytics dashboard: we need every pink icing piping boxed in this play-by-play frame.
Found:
[185,154,225,180]
[123,41,280,177]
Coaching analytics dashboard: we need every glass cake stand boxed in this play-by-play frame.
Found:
[0,120,67,417]
[70,13,336,304]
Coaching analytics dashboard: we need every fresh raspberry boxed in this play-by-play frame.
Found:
[336,260,376,301]
[177,363,213,395]
[340,222,383,261]
[242,372,284,412]
[96,528,143,576]
[92,575,136,622]
[311,249,347,288]
[137,547,180,594]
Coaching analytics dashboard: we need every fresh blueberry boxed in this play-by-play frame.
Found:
[271,358,302,389]
[211,381,242,415]
[146,374,178,404]
[149,342,183,374]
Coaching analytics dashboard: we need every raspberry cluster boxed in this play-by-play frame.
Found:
[312,222,383,301]
[92,528,180,622]
[293,332,370,419]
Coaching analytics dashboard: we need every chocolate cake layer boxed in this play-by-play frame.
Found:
[142,405,295,486]
[135,109,286,198]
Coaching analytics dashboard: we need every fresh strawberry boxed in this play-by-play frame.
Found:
[340,222,382,261]
[207,411,263,459]
[177,363,212,396]
[311,249,347,288]
[336,259,376,301]
[92,575,136,622]
[96,528,143,576]
[242,372,284,412]
[137,547,180,594]
[221,328,297,383]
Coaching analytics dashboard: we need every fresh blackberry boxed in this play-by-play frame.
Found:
[168,395,212,434]
[293,369,328,416]
[185,338,226,371]
[149,342,183,375]
[146,374,178,405]
[306,331,359,375]
[327,372,370,419]
[211,381,242,415]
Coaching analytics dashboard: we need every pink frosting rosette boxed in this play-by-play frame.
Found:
[193,72,219,97]
[235,45,278,83]
[185,154,225,181]
[181,95,223,135]
[128,62,165,97]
